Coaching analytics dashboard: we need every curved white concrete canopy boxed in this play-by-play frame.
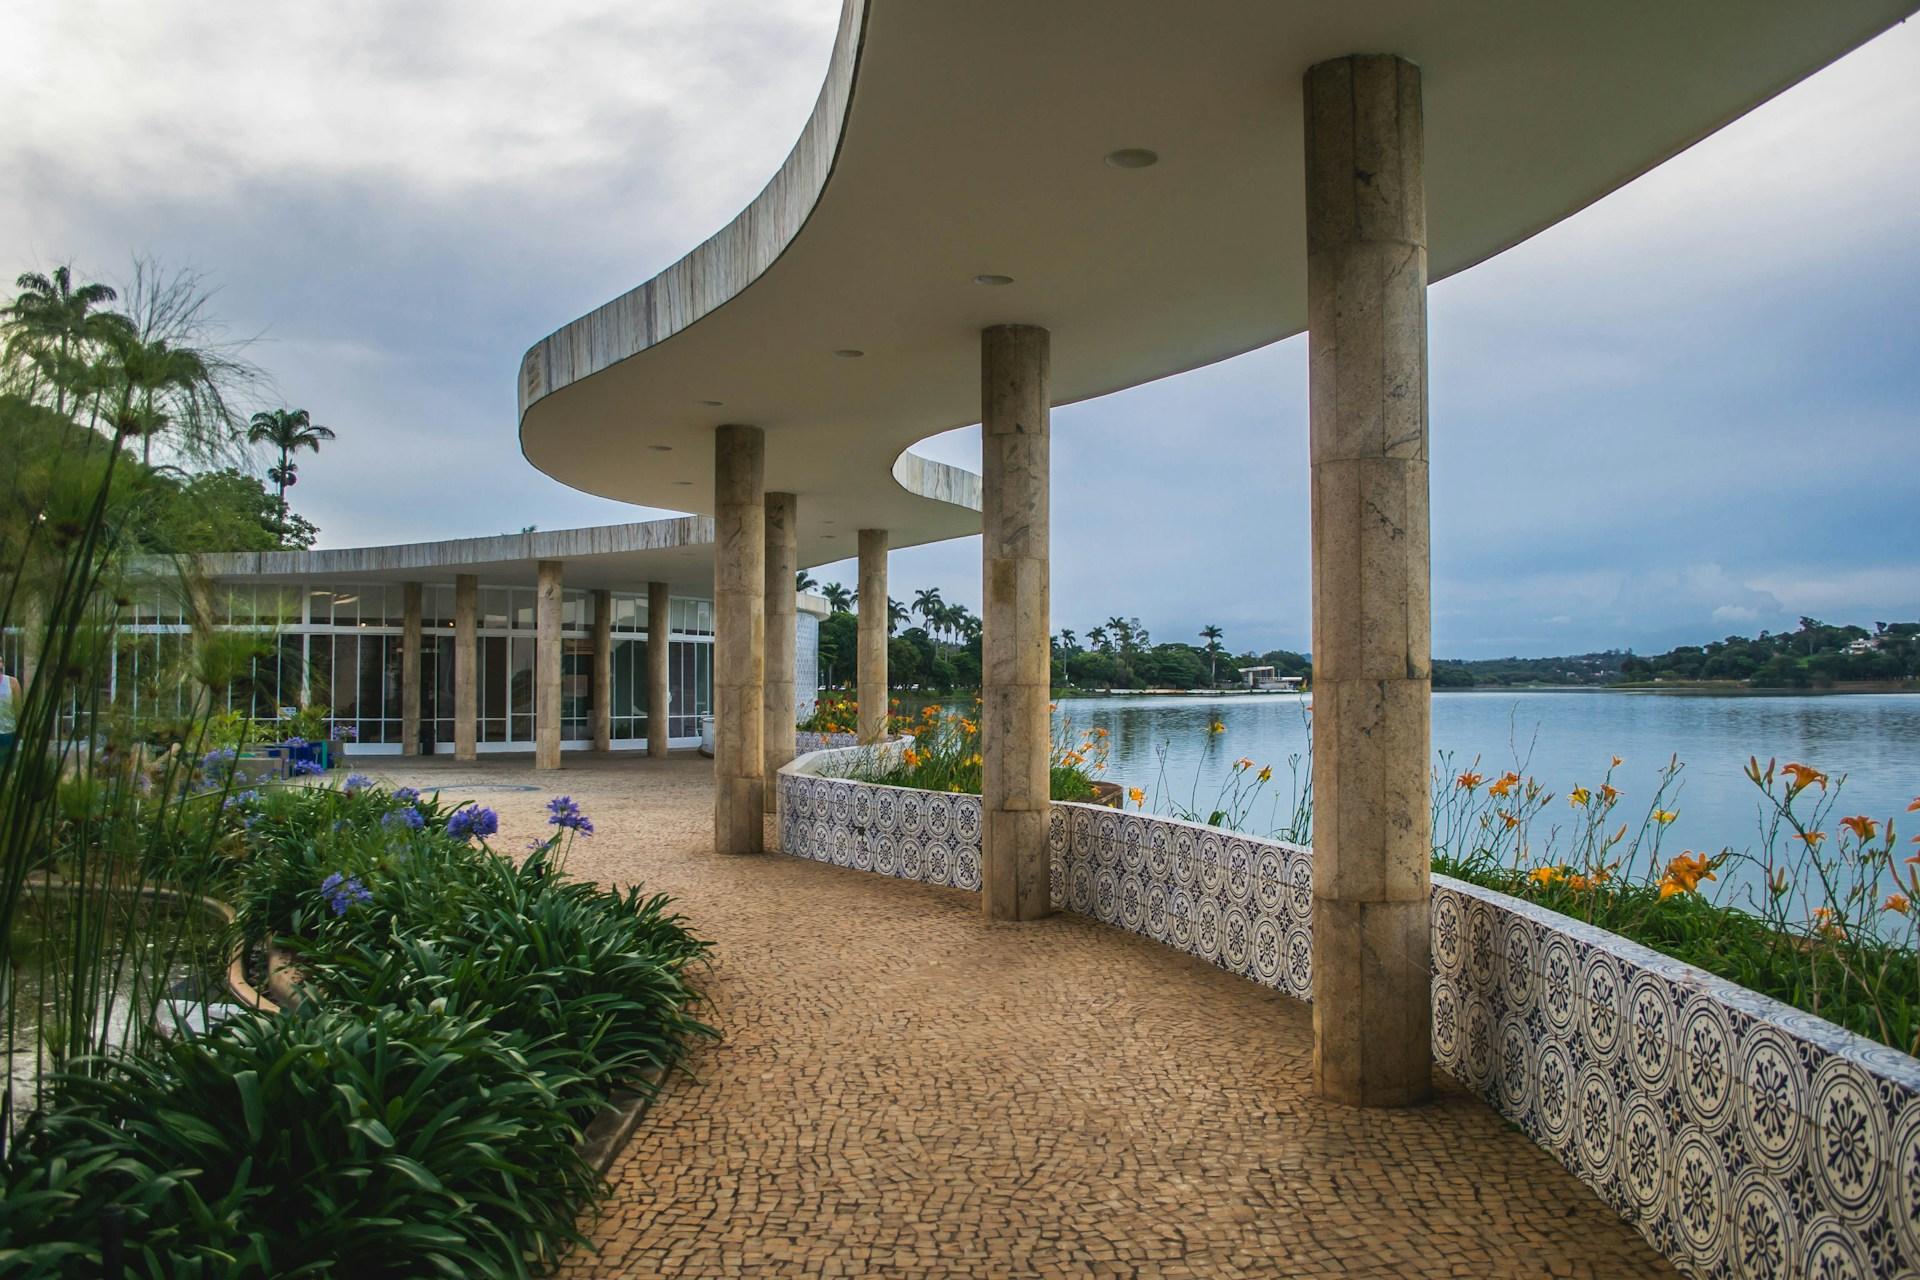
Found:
[520,0,1914,556]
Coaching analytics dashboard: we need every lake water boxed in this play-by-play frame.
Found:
[1045,690,1920,898]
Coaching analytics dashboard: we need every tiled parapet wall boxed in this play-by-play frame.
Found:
[794,730,863,753]
[1432,875,1920,1279]
[773,755,1920,1279]
[779,747,982,892]
[1047,803,1316,1003]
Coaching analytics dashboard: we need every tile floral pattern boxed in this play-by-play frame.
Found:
[1431,875,1920,1280]
[778,755,1920,1279]
[778,769,982,892]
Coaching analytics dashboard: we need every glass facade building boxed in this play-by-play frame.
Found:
[101,582,722,753]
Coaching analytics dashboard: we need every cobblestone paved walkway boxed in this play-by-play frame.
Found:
[372,754,1674,1280]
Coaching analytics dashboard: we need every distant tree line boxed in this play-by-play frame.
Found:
[1619,617,1920,688]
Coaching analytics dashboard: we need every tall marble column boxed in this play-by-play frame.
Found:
[647,580,670,757]
[535,561,563,771]
[856,528,888,744]
[1305,53,1432,1108]
[764,492,798,815]
[591,588,612,752]
[980,324,1052,922]
[713,426,766,854]
[400,582,422,756]
[453,574,478,762]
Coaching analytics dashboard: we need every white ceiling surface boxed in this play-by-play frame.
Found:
[519,0,1915,568]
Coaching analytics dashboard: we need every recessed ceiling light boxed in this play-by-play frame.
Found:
[822,534,836,539]
[823,519,836,525]
[972,273,1014,287]
[1105,147,1159,169]
[698,399,724,406]
[672,480,692,486]
[649,444,673,452]
[832,348,864,359]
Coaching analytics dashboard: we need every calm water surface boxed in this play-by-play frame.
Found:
[1044,691,1920,888]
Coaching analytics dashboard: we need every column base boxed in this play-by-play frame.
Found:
[982,806,1052,921]
[714,775,766,855]
[1311,896,1432,1107]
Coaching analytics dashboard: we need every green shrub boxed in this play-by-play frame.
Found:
[299,846,713,1119]
[0,1003,597,1278]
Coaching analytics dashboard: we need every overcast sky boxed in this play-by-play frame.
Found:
[4,4,1915,659]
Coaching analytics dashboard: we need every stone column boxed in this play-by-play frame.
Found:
[647,580,670,757]
[764,493,798,816]
[591,588,612,752]
[454,575,478,761]
[400,582,423,756]
[856,528,888,743]
[713,426,766,854]
[1305,53,1432,1108]
[980,324,1053,922]
[535,561,563,770]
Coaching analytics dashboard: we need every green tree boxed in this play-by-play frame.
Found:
[795,569,818,593]
[2,265,120,414]
[821,582,852,612]
[246,408,335,534]
[1199,624,1224,686]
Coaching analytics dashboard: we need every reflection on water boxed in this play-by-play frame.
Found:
[1045,690,1920,894]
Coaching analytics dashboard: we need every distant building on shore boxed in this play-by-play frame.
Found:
[1240,666,1304,692]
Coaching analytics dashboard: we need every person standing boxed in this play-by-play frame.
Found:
[0,654,18,762]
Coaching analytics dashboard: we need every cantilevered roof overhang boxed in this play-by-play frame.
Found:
[191,518,727,595]
[519,0,1915,550]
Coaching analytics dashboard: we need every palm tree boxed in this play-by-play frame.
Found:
[821,582,853,613]
[912,587,944,635]
[887,597,910,635]
[1058,628,1077,653]
[1106,616,1133,655]
[114,334,213,466]
[1200,624,1225,686]
[246,408,335,533]
[796,569,818,593]
[1087,625,1109,653]
[3,265,121,415]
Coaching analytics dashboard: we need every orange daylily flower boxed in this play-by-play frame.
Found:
[1839,815,1880,842]
[1128,787,1146,808]
[1781,762,1828,795]
[1599,783,1619,805]
[1498,811,1519,830]
[1236,758,1255,771]
[1812,906,1846,940]
[1208,721,1225,735]
[1887,894,1911,916]
[1488,772,1519,799]
[1611,756,1624,767]
[1528,865,1562,889]
[1457,771,1486,792]
[1569,787,1591,809]
[1797,831,1828,847]
[1652,810,1679,825]
[1658,851,1716,900]
[1257,765,1273,783]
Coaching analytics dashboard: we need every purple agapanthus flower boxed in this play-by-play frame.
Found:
[342,774,374,794]
[381,806,424,830]
[447,806,500,840]
[320,871,372,916]
[546,795,594,836]
[292,759,325,777]
[223,789,260,810]
[392,786,421,804]
[283,736,308,748]
[336,725,358,740]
